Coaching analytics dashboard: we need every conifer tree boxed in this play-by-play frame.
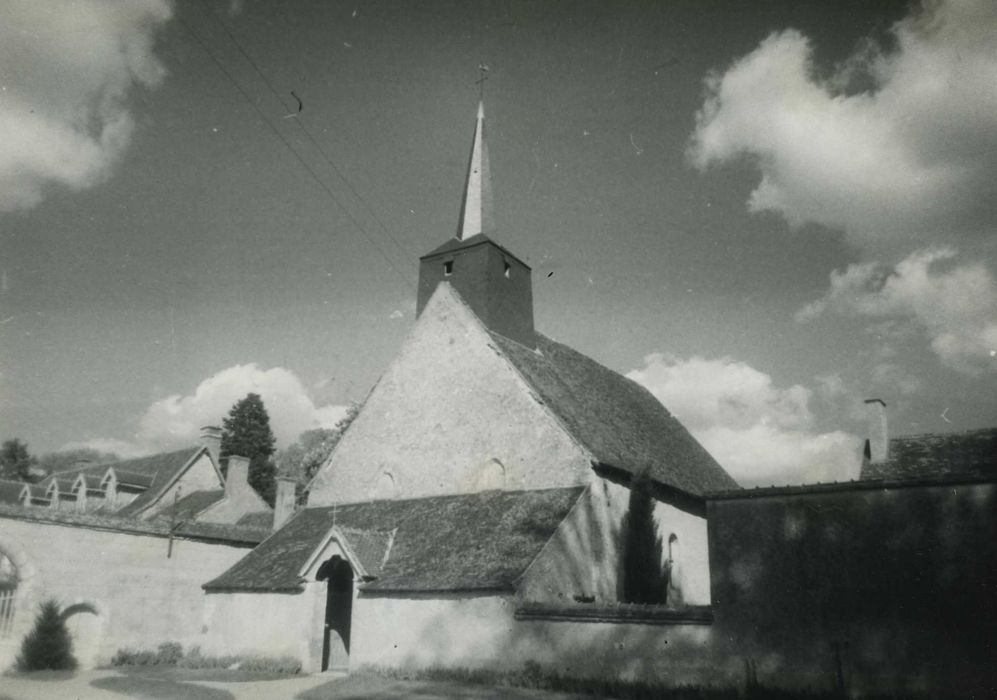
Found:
[17,600,77,671]
[620,475,668,604]
[221,393,278,506]
[0,439,37,482]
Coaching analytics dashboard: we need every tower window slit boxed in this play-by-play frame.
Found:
[443,261,453,276]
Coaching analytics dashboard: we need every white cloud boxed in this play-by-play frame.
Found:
[66,364,350,457]
[688,0,997,251]
[0,1,172,211]
[627,354,861,486]
[799,248,997,374]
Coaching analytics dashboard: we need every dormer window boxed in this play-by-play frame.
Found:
[443,261,453,276]
[503,261,511,279]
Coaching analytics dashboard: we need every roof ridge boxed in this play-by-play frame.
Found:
[891,427,997,441]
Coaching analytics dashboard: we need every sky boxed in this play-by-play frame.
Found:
[1,0,994,487]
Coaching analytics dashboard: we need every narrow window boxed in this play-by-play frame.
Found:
[503,261,511,279]
[443,261,453,276]
[0,550,17,638]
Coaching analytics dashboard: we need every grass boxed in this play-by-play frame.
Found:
[110,642,301,676]
[90,674,236,700]
[349,664,950,700]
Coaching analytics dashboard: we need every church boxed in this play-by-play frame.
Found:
[198,102,738,676]
[0,101,993,695]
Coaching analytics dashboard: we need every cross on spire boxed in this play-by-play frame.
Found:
[475,64,489,100]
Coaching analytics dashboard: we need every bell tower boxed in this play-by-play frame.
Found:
[417,102,535,348]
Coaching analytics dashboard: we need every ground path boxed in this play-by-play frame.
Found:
[1,669,597,699]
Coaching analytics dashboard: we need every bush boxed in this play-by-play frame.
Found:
[111,641,183,667]
[16,600,78,672]
[111,643,300,674]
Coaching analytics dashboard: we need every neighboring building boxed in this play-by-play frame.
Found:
[201,102,738,675]
[0,428,273,670]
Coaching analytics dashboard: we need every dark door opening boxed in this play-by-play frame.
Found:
[317,555,353,672]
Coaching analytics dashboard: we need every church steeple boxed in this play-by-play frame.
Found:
[416,101,536,348]
[456,102,494,240]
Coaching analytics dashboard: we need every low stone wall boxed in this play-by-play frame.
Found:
[352,593,718,685]
[0,517,253,670]
[202,585,325,672]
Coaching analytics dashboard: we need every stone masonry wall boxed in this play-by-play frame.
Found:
[0,517,251,670]
[309,284,594,505]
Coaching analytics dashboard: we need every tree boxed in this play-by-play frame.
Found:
[620,474,668,605]
[0,439,37,482]
[16,600,77,671]
[277,403,361,501]
[221,393,277,506]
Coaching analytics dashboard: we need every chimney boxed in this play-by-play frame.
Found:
[273,475,297,531]
[224,455,251,499]
[200,425,223,466]
[864,399,889,464]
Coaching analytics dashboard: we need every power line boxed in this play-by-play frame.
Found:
[197,0,418,263]
[176,15,417,291]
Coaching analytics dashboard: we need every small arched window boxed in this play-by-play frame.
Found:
[0,550,18,638]
[372,471,397,500]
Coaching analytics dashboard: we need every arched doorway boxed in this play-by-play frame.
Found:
[61,602,103,670]
[316,555,353,672]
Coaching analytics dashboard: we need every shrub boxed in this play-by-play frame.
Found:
[111,643,300,674]
[16,600,77,672]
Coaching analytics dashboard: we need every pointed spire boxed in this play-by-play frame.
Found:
[456,101,494,240]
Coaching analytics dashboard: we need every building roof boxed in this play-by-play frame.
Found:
[152,489,226,523]
[455,100,494,241]
[491,332,739,497]
[862,428,997,483]
[112,447,207,516]
[336,526,394,579]
[0,501,268,545]
[204,486,585,593]
[420,232,529,269]
[42,447,205,514]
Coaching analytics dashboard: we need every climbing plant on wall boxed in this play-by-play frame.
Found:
[620,474,668,605]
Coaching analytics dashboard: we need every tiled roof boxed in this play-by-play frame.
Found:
[337,526,393,579]
[491,333,739,497]
[0,501,268,545]
[420,233,528,267]
[152,489,226,523]
[862,428,997,482]
[112,448,205,516]
[42,448,204,515]
[0,480,27,505]
[204,486,584,593]
[235,511,275,529]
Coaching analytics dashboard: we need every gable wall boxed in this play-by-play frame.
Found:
[309,285,593,505]
[142,452,221,520]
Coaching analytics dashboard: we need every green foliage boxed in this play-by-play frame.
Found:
[111,641,182,667]
[277,403,361,501]
[16,600,77,672]
[221,393,277,506]
[112,643,300,674]
[620,475,668,604]
[0,438,37,482]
